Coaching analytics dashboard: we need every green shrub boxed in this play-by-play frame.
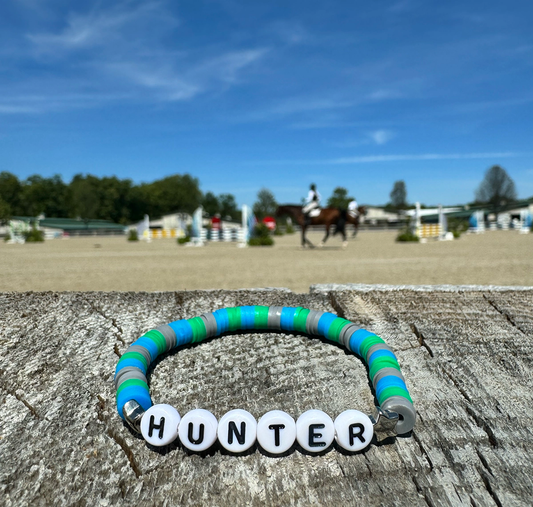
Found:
[4,232,10,242]
[177,236,190,245]
[285,224,295,234]
[127,229,139,241]
[447,217,469,239]
[249,223,274,246]
[249,236,274,246]
[396,229,419,242]
[24,225,44,242]
[273,228,284,236]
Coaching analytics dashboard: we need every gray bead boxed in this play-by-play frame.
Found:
[381,396,416,434]
[125,345,152,366]
[305,310,324,335]
[339,323,360,349]
[372,367,405,388]
[267,306,283,330]
[200,313,218,338]
[155,324,177,350]
[115,366,148,388]
[116,369,148,389]
[365,343,393,363]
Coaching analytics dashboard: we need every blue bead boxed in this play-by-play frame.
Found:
[213,308,229,334]
[240,306,256,329]
[168,320,193,346]
[348,329,374,356]
[375,376,407,399]
[132,337,160,361]
[280,307,297,330]
[368,349,397,367]
[116,386,152,419]
[317,312,337,338]
[115,358,147,376]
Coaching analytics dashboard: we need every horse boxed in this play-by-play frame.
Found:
[345,205,366,238]
[276,204,351,248]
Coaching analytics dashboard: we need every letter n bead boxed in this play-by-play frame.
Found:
[217,409,257,453]
[334,410,374,452]
[140,404,181,447]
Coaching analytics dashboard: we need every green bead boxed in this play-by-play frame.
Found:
[378,386,413,405]
[369,357,401,380]
[254,306,269,329]
[359,335,386,359]
[116,378,149,396]
[293,307,310,333]
[188,316,207,343]
[227,307,242,331]
[144,329,167,355]
[327,318,351,343]
[119,351,148,370]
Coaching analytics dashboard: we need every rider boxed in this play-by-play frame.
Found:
[347,197,358,218]
[302,184,321,219]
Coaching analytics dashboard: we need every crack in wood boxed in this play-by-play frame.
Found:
[328,293,347,319]
[0,376,43,420]
[441,367,472,403]
[475,448,494,476]
[465,406,499,448]
[410,324,434,357]
[96,395,142,478]
[483,295,527,335]
[478,468,503,507]
[413,432,434,472]
[88,301,125,342]
[411,475,435,507]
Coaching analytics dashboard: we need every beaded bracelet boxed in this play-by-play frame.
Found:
[115,306,415,454]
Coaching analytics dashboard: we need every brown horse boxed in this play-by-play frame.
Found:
[277,205,357,248]
[345,206,366,238]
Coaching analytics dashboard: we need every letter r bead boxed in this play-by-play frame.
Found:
[334,410,374,452]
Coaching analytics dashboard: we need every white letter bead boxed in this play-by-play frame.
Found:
[217,409,257,453]
[140,404,181,447]
[178,409,218,452]
[256,410,296,454]
[296,409,335,452]
[334,410,374,452]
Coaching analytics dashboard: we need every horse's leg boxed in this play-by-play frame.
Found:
[342,225,348,248]
[301,224,314,248]
[319,224,330,247]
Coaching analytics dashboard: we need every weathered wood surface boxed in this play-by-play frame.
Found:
[1,286,532,506]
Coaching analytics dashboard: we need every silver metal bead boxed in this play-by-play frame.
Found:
[123,400,145,434]
[368,406,399,436]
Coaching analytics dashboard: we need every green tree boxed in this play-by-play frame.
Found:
[389,180,408,209]
[202,192,220,216]
[219,193,238,219]
[20,174,70,217]
[70,174,101,219]
[475,165,517,210]
[327,187,353,209]
[253,188,277,220]
[0,172,23,216]
[0,196,11,224]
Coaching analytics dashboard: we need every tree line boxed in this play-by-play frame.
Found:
[0,172,239,224]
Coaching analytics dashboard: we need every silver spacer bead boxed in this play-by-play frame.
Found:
[123,400,145,434]
[368,406,399,436]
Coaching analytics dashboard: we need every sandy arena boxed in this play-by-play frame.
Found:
[1,230,532,292]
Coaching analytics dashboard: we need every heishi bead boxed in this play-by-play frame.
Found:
[140,404,181,447]
[178,409,218,452]
[217,409,257,453]
[334,410,374,452]
[256,410,296,454]
[296,409,335,452]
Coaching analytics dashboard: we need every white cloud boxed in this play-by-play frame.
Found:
[369,130,394,145]
[331,152,523,164]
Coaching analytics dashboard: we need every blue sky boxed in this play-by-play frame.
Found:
[1,0,532,207]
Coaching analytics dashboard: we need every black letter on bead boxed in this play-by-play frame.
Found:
[188,422,205,444]
[349,423,365,446]
[268,424,285,447]
[228,421,246,445]
[148,415,166,440]
[308,424,326,447]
